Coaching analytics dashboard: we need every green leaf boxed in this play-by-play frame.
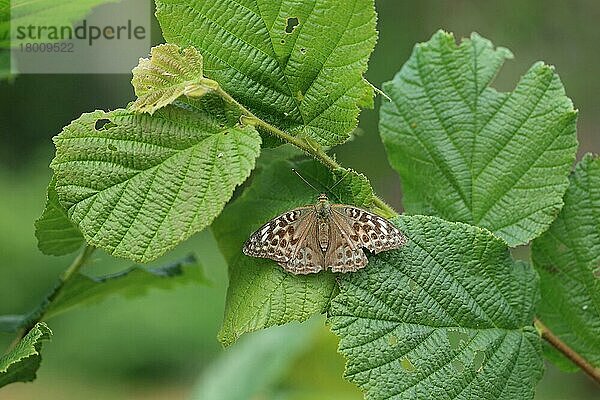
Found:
[155,0,377,147]
[0,255,205,335]
[0,1,11,78]
[131,44,219,114]
[0,0,9,49]
[192,318,318,400]
[44,254,207,318]
[329,215,543,400]
[0,322,52,388]
[50,103,261,262]
[35,176,84,256]
[212,157,374,346]
[532,154,600,371]
[380,31,578,246]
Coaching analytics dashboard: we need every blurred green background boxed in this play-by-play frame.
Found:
[1,1,599,399]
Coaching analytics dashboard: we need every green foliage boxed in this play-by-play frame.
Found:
[155,0,377,146]
[0,255,206,333]
[0,323,52,388]
[35,176,84,256]
[0,0,8,48]
[329,215,543,400]
[380,31,578,246]
[131,44,219,114]
[51,105,261,262]
[532,154,600,371]
[212,157,374,346]
[3,0,594,395]
[45,254,207,318]
[193,319,317,400]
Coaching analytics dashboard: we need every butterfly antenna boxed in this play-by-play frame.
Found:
[292,168,321,193]
[328,170,351,192]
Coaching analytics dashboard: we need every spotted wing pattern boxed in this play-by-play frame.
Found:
[325,217,368,272]
[243,203,406,275]
[242,206,325,274]
[331,205,406,254]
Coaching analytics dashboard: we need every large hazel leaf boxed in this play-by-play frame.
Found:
[51,102,261,262]
[0,322,52,388]
[329,215,543,400]
[212,157,374,346]
[155,0,377,146]
[380,31,578,246]
[35,176,84,256]
[531,154,600,371]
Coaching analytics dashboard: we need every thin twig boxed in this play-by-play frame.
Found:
[8,245,96,350]
[534,317,600,384]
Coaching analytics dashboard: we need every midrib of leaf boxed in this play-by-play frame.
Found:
[415,48,471,212]
[288,0,359,125]
[471,76,554,224]
[255,0,306,126]
[380,103,468,216]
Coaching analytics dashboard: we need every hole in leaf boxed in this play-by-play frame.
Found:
[400,357,415,372]
[451,359,465,373]
[409,279,418,291]
[447,329,470,349]
[473,350,485,372]
[285,17,299,33]
[94,118,111,131]
[280,39,285,44]
[300,48,306,54]
[387,335,398,347]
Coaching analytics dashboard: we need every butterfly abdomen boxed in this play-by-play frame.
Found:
[317,220,330,252]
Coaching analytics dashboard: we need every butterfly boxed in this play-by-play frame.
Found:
[243,193,406,274]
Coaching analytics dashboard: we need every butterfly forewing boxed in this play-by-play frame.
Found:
[243,206,309,261]
[243,206,326,274]
[331,205,406,254]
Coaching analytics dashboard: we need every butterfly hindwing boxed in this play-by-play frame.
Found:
[282,215,326,274]
[326,217,368,272]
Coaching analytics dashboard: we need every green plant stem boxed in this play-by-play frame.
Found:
[8,245,96,349]
[534,317,600,384]
[214,86,398,219]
